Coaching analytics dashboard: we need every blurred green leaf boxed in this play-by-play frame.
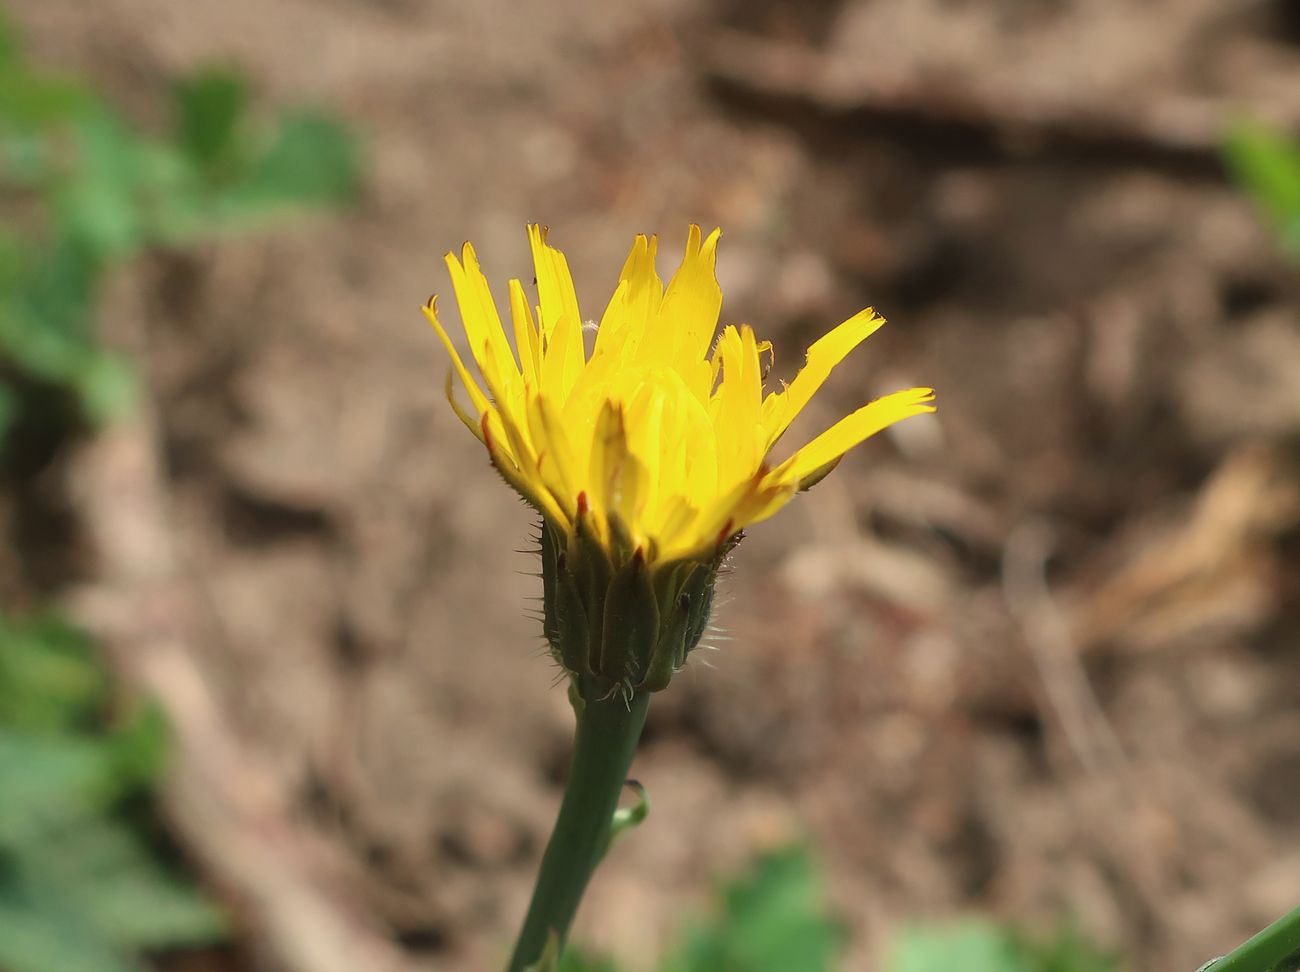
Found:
[557,950,624,972]
[890,921,1034,972]
[9,234,99,346]
[1023,926,1116,972]
[0,612,104,730]
[53,113,151,260]
[561,855,1117,972]
[0,12,91,131]
[0,730,114,841]
[0,892,141,972]
[0,14,363,958]
[888,921,1117,972]
[0,609,227,970]
[558,847,841,972]
[173,70,248,171]
[0,10,17,67]
[229,109,359,212]
[108,700,169,787]
[0,64,94,132]
[1223,119,1300,254]
[72,349,136,423]
[0,22,359,433]
[0,230,125,427]
[14,817,225,948]
[0,128,53,185]
[662,846,843,972]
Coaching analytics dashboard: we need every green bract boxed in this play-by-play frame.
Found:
[541,512,726,697]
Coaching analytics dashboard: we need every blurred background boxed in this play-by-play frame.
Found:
[1,1,1299,971]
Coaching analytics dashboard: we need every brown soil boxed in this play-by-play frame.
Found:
[8,1,1300,970]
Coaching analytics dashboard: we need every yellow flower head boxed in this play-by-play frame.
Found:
[424,225,935,569]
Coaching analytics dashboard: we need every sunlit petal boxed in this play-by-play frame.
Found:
[424,228,932,570]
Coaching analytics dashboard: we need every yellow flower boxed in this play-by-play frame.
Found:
[424,225,934,568]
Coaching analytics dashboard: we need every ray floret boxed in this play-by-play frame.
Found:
[424,225,933,563]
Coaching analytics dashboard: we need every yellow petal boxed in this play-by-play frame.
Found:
[508,278,540,387]
[475,340,539,475]
[480,408,570,529]
[655,225,721,367]
[595,234,661,362]
[760,307,887,449]
[624,380,667,513]
[730,478,797,530]
[528,225,581,324]
[588,401,648,538]
[443,367,481,439]
[771,387,935,486]
[527,392,583,520]
[672,376,718,506]
[649,494,700,558]
[471,335,577,530]
[423,300,490,438]
[595,278,631,357]
[528,224,584,364]
[445,244,518,386]
[541,309,585,406]
[663,473,774,563]
[681,356,713,408]
[709,325,764,476]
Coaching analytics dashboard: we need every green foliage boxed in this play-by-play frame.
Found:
[887,920,1116,972]
[1223,119,1300,257]
[559,846,843,972]
[0,610,225,972]
[558,953,624,972]
[660,847,843,972]
[0,11,360,443]
[561,848,1117,972]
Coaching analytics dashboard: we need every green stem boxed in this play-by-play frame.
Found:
[506,687,650,972]
[1210,908,1300,972]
